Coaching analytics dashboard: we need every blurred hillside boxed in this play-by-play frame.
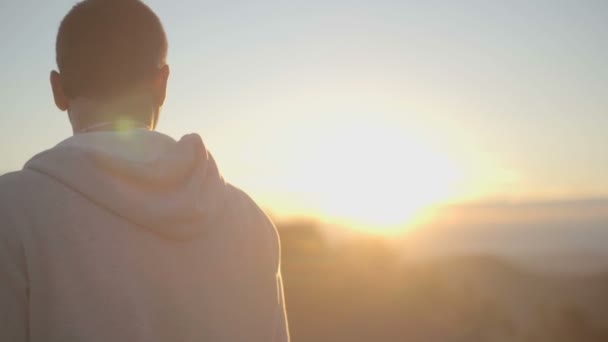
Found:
[277,220,608,342]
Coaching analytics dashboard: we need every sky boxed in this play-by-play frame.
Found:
[0,0,607,228]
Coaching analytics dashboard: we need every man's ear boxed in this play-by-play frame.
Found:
[153,64,170,108]
[50,71,69,111]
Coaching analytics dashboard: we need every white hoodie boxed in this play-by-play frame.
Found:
[0,129,289,342]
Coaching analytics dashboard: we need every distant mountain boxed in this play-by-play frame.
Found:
[399,198,608,275]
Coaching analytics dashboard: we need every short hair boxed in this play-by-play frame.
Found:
[56,0,168,100]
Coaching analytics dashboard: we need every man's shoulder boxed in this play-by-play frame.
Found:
[223,183,281,264]
[0,169,41,196]
[0,170,29,200]
[0,170,23,184]
[0,171,35,240]
[0,169,49,213]
[224,183,276,232]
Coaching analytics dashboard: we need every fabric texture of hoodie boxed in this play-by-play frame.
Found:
[0,129,289,342]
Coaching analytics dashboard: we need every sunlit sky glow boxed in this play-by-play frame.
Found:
[1,0,607,230]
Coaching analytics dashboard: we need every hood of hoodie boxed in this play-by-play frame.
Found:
[24,129,227,240]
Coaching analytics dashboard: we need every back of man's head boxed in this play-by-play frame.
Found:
[56,0,168,101]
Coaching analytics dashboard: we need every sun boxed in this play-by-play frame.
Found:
[289,119,463,235]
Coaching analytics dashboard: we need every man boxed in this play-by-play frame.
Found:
[0,0,289,341]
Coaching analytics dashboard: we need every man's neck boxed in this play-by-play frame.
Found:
[79,120,151,133]
[68,95,157,134]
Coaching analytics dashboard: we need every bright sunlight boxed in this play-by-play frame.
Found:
[276,118,463,234]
